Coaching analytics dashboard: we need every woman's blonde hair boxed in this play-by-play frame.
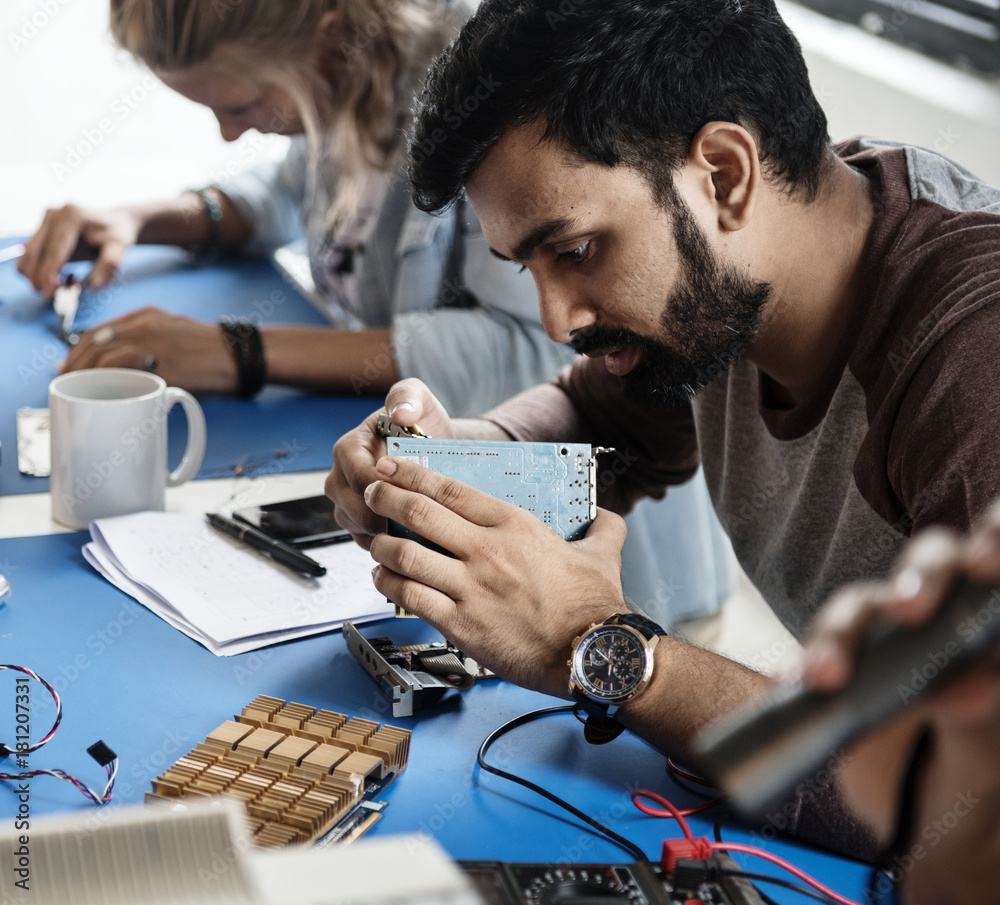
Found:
[111,0,455,223]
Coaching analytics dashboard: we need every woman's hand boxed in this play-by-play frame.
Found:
[19,205,143,298]
[61,308,239,393]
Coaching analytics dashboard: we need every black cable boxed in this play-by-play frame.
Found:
[478,709,844,904]
[713,813,846,905]
[870,726,933,904]
[719,869,846,905]
[668,768,720,802]
[713,810,730,843]
[477,705,647,862]
[749,887,781,905]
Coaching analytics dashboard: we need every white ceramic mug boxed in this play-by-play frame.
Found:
[49,368,207,529]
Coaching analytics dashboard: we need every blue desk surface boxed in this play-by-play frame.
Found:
[0,245,377,496]
[0,243,870,900]
[0,531,871,901]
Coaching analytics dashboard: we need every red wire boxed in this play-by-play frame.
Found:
[666,757,717,788]
[632,788,863,905]
[714,842,862,905]
[630,788,726,824]
[631,789,695,838]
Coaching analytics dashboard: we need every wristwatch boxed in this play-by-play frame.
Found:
[568,612,667,744]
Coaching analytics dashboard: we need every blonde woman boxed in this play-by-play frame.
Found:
[20,0,574,414]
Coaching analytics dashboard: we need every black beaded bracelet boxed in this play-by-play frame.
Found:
[187,187,223,261]
[220,316,267,398]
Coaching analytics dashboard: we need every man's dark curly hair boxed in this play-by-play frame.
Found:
[408,0,831,212]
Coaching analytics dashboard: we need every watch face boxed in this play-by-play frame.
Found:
[572,624,653,702]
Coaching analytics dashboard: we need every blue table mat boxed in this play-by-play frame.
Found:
[0,244,379,495]
[0,530,871,900]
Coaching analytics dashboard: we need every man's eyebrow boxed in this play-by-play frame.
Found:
[488,217,578,264]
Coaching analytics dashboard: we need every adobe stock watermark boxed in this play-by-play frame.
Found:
[205,109,297,191]
[51,74,161,182]
[750,748,852,843]
[18,270,133,388]
[339,0,403,62]
[896,587,1000,704]
[56,393,172,514]
[859,0,929,46]
[409,75,501,169]
[348,302,439,396]
[595,448,640,495]
[870,788,981,898]
[63,730,192,843]
[8,0,75,53]
[195,822,254,887]
[544,0,590,30]
[28,599,144,718]
[128,729,193,784]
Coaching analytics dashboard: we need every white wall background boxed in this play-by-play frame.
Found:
[781,2,1000,186]
[1,0,998,237]
[0,0,287,237]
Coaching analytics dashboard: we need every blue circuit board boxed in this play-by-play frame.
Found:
[384,437,598,541]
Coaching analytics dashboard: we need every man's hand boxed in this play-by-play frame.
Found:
[325,378,495,549]
[60,308,239,393]
[363,454,629,698]
[800,505,1000,905]
[803,510,1000,716]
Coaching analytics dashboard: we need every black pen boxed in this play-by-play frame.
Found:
[206,512,327,578]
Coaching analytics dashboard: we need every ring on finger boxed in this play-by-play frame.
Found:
[142,353,158,373]
[92,326,118,346]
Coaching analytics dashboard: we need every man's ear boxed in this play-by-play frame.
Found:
[687,122,761,232]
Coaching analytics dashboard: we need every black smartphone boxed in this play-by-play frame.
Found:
[231,495,351,548]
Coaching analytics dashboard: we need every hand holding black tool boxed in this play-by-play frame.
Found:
[206,512,327,578]
[694,577,1000,817]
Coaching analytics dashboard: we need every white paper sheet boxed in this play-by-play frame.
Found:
[86,512,393,656]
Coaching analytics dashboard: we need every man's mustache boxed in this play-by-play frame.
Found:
[568,325,652,356]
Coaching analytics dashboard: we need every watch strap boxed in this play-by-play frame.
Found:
[574,701,626,744]
[614,612,669,640]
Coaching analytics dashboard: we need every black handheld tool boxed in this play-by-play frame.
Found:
[694,577,1000,816]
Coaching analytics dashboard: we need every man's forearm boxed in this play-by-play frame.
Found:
[618,636,879,861]
[616,636,769,761]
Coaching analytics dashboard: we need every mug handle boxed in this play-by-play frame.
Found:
[164,387,207,487]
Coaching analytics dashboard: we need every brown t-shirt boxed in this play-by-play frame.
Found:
[488,139,1000,639]
[486,141,1000,862]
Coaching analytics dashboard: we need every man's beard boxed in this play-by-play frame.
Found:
[571,196,771,409]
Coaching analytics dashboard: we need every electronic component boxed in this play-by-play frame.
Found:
[16,407,50,476]
[343,621,493,717]
[87,740,117,767]
[695,576,1000,817]
[231,494,351,548]
[376,411,428,439]
[0,800,476,905]
[145,694,411,848]
[458,856,764,905]
[53,274,82,343]
[377,420,610,617]
[384,434,604,543]
[0,665,117,806]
